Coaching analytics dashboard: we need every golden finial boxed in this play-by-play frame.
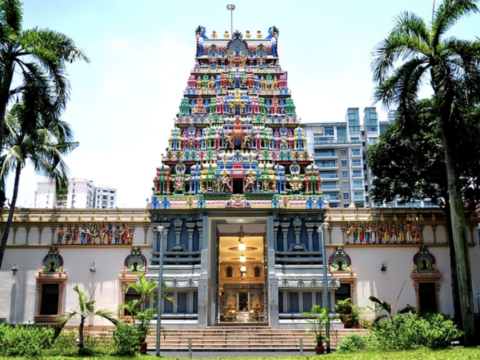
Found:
[224,31,230,38]
[432,214,436,221]
[393,215,398,221]
[341,215,345,221]
[256,30,262,38]
[380,214,385,222]
[212,30,218,38]
[419,214,424,221]
[246,30,251,38]
[65,216,69,222]
[406,214,411,221]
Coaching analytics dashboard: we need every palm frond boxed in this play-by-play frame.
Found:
[432,0,479,49]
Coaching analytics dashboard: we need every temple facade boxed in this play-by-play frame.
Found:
[0,26,480,329]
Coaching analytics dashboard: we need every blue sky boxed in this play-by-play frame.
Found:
[7,0,479,208]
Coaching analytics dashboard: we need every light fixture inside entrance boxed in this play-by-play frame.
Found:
[240,265,247,272]
[239,254,246,263]
[238,240,246,251]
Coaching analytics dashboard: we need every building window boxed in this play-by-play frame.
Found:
[344,204,350,208]
[226,267,233,278]
[343,193,349,199]
[353,181,363,189]
[342,171,347,178]
[369,137,378,144]
[329,203,338,208]
[110,196,114,200]
[353,170,362,177]
[324,127,334,136]
[40,284,59,315]
[254,266,261,277]
[342,182,349,189]
[340,149,347,156]
[341,160,347,167]
[352,160,362,166]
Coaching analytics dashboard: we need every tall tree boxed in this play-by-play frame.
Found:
[0,102,78,270]
[0,0,89,149]
[372,0,480,343]
[365,98,480,324]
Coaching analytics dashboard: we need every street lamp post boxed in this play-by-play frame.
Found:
[226,4,235,36]
[156,226,165,357]
[318,221,330,354]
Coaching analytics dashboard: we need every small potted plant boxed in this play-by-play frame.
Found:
[301,305,331,355]
[335,298,354,328]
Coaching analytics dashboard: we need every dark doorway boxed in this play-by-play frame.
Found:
[233,179,243,194]
[335,283,351,304]
[40,284,59,315]
[419,282,437,313]
[239,292,248,310]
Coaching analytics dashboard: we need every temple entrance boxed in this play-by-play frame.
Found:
[215,221,267,325]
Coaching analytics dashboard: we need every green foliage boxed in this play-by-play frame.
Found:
[336,312,463,354]
[301,305,331,347]
[113,322,140,356]
[365,99,480,209]
[0,323,54,357]
[52,329,77,350]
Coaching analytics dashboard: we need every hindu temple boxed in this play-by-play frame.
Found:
[1,26,479,340]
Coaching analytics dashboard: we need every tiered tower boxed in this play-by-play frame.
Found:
[151,26,326,211]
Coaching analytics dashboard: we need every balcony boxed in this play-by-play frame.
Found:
[354,196,365,201]
[324,196,341,202]
[314,140,361,147]
[315,154,338,160]
[321,184,340,192]
[320,174,339,179]
[349,126,361,133]
[351,162,363,169]
[316,163,339,170]
[351,150,362,158]
[352,173,363,180]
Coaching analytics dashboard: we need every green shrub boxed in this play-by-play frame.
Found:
[113,322,140,356]
[336,312,463,354]
[0,323,54,357]
[52,329,77,350]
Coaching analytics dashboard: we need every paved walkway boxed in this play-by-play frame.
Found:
[148,350,317,358]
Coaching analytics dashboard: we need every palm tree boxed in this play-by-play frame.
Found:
[369,296,417,324]
[0,103,78,270]
[125,274,172,311]
[0,0,89,149]
[57,284,118,352]
[371,0,480,344]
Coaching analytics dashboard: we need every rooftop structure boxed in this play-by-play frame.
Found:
[152,26,325,210]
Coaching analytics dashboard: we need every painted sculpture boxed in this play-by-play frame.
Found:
[152,27,325,210]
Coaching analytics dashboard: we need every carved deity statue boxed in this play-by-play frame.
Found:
[107,223,113,245]
[57,225,64,244]
[220,171,232,192]
[244,170,256,192]
[224,130,233,149]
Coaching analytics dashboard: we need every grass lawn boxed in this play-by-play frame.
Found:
[1,348,480,360]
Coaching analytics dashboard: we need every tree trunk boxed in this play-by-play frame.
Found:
[0,63,14,151]
[443,198,462,326]
[0,162,22,270]
[79,315,85,349]
[440,122,475,345]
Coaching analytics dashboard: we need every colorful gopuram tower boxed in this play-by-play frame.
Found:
[151,26,326,210]
[148,26,331,329]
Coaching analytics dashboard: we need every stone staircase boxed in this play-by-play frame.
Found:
[146,327,367,351]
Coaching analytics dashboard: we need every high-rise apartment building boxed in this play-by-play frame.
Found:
[302,108,436,208]
[34,178,117,209]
